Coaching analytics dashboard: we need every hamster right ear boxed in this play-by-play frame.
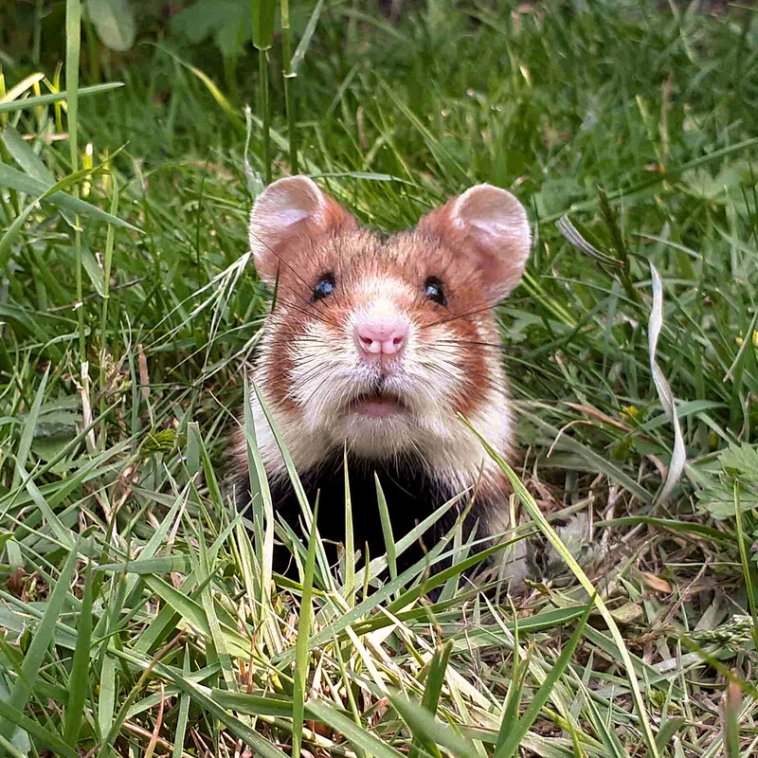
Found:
[418,184,531,300]
[249,176,357,286]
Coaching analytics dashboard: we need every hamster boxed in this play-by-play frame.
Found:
[229,176,531,579]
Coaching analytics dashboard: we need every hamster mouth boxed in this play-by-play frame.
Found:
[346,390,409,419]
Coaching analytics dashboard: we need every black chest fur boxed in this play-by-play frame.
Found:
[238,454,479,576]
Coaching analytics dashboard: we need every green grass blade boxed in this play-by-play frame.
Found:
[171,646,192,758]
[308,699,405,758]
[494,613,526,752]
[96,653,117,749]
[292,499,319,758]
[63,565,95,746]
[252,0,275,181]
[242,376,275,618]
[0,82,123,113]
[0,542,79,738]
[343,446,356,604]
[65,0,81,173]
[196,528,237,690]
[1,126,57,186]
[0,699,78,758]
[107,646,290,758]
[0,162,139,231]
[575,678,627,758]
[722,679,741,758]
[388,690,478,758]
[12,366,48,489]
[409,641,453,758]
[493,598,594,758]
[733,483,758,626]
[291,0,325,73]
[141,574,250,658]
[375,474,398,584]
[280,0,297,171]
[253,383,333,585]
[467,423,661,758]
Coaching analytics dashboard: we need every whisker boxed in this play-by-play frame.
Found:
[419,301,501,329]
[434,339,508,351]
[270,297,343,330]
[423,345,507,360]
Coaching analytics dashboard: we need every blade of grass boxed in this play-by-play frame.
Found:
[63,564,95,747]
[722,678,741,758]
[307,698,405,758]
[292,499,319,758]
[343,446,356,605]
[242,376,276,629]
[733,483,758,645]
[171,646,192,758]
[0,82,123,113]
[0,542,79,739]
[106,646,290,758]
[494,610,527,753]
[280,0,297,172]
[252,0,275,182]
[493,598,593,758]
[388,690,478,758]
[253,383,333,586]
[291,0,325,73]
[375,474,398,585]
[648,263,686,501]
[0,699,78,758]
[65,0,85,361]
[0,162,139,231]
[409,641,453,758]
[0,73,45,103]
[12,366,48,489]
[1,125,57,186]
[195,527,237,690]
[422,641,453,715]
[465,420,661,758]
[98,175,119,443]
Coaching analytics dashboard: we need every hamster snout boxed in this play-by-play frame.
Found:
[354,313,410,358]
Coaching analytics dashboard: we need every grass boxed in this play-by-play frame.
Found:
[0,0,757,755]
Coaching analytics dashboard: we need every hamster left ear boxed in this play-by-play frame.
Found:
[248,176,357,287]
[418,184,531,299]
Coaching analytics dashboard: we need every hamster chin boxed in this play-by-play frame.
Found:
[337,411,415,460]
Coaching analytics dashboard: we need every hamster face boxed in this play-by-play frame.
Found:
[247,177,530,474]
[262,230,503,459]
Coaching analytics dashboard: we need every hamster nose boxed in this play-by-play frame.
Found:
[355,316,409,357]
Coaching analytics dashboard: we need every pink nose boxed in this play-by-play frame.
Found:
[355,316,409,357]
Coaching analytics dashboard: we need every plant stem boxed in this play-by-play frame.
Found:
[281,0,298,173]
[258,48,272,183]
[66,0,85,364]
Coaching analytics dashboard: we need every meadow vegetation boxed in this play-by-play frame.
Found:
[0,1,757,755]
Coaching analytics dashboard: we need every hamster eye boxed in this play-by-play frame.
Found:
[424,276,447,307]
[312,273,336,302]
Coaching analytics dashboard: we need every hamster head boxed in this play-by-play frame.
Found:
[249,176,530,467]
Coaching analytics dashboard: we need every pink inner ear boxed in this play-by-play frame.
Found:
[275,207,312,226]
[419,184,531,300]
[249,176,356,285]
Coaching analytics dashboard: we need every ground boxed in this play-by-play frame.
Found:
[0,1,757,756]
